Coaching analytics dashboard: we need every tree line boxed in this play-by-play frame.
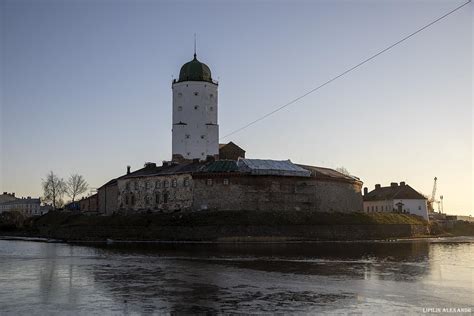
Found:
[42,172,89,209]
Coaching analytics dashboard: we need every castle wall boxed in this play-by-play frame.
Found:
[117,174,193,213]
[192,175,363,212]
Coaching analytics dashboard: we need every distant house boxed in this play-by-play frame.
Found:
[0,196,44,217]
[219,142,245,161]
[0,192,17,204]
[363,182,428,220]
[64,201,81,211]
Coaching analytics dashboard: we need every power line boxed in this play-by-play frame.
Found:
[219,0,471,142]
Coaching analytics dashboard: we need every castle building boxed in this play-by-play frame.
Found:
[94,52,364,215]
[172,53,219,162]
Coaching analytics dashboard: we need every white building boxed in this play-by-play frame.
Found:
[172,53,219,162]
[363,182,429,220]
[0,196,46,217]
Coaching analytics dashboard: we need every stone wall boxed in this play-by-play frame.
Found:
[117,174,193,212]
[98,184,118,215]
[192,175,363,212]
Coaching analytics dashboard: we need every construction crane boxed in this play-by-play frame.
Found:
[439,195,444,213]
[428,177,438,212]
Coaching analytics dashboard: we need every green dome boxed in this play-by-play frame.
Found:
[178,54,213,83]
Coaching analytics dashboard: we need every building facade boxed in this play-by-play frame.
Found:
[98,179,118,215]
[363,182,428,220]
[115,159,363,214]
[0,196,44,217]
[172,54,219,162]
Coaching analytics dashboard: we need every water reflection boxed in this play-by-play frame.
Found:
[0,239,472,314]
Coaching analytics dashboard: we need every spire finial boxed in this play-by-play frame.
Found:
[194,33,197,59]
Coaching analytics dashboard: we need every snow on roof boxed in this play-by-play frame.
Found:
[237,158,311,177]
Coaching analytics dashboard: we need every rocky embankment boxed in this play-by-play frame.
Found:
[1,210,432,242]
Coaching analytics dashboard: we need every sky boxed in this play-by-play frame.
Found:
[0,0,472,215]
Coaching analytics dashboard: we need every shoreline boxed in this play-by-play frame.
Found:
[1,234,470,245]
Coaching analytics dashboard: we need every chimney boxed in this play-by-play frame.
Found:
[390,182,398,187]
[144,162,157,168]
[400,181,406,186]
[375,184,381,189]
[126,165,131,174]
[363,187,368,195]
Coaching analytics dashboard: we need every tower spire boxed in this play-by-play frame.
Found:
[194,33,197,59]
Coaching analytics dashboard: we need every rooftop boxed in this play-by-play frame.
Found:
[364,183,426,201]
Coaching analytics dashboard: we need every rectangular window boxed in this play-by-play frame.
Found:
[156,193,160,204]
[156,180,161,188]
[206,179,213,186]
[172,179,177,187]
[375,206,378,211]
[184,178,189,187]
[223,179,229,185]
[163,192,169,204]
[164,180,169,188]
[134,182,138,190]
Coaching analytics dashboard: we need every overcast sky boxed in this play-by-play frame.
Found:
[1,0,472,215]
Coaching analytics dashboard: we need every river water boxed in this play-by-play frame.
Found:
[0,238,472,315]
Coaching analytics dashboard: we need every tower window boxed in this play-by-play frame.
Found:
[178,92,183,97]
[194,92,199,96]
[178,106,183,111]
[200,135,205,139]
[209,107,214,111]
[185,134,190,139]
[194,105,199,110]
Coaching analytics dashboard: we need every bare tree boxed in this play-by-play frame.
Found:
[65,174,89,202]
[336,167,351,176]
[42,171,66,210]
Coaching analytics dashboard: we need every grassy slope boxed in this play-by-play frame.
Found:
[33,210,427,229]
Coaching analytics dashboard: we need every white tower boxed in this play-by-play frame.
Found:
[172,53,218,161]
